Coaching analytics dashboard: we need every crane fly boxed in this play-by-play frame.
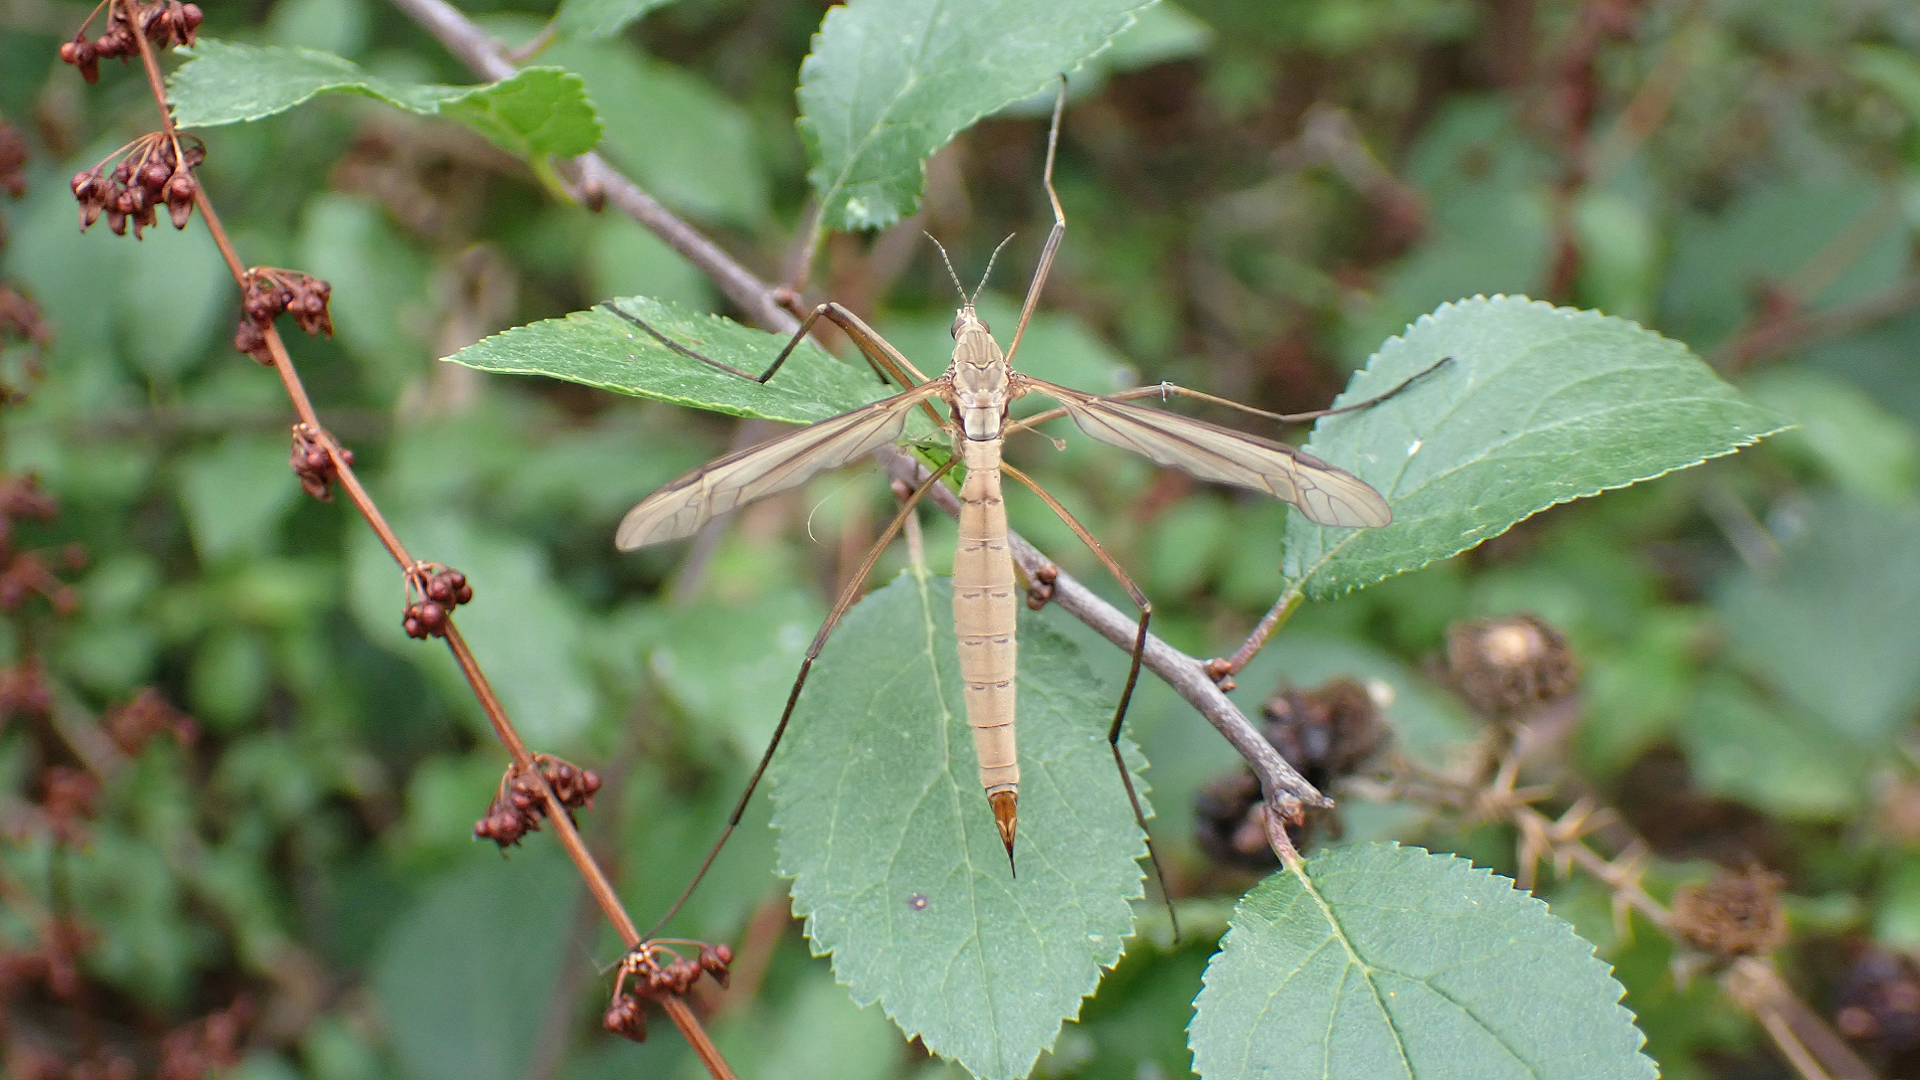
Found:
[615,83,1438,928]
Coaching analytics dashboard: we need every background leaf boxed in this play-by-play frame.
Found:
[797,0,1156,230]
[1716,493,1920,744]
[770,571,1147,1080]
[1190,843,1656,1080]
[1282,295,1790,599]
[445,296,889,423]
[554,0,678,39]
[169,40,599,159]
[543,38,766,224]
[372,850,578,1080]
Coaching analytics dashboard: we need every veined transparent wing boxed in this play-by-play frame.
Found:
[617,380,949,549]
[1021,377,1391,528]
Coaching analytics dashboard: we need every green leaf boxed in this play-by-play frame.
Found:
[445,296,889,424]
[769,572,1147,1080]
[555,0,678,38]
[1282,295,1789,599]
[1746,367,1920,503]
[373,851,578,1080]
[1716,493,1920,743]
[299,194,432,403]
[542,39,768,224]
[1662,174,1909,349]
[1679,674,1866,820]
[1190,843,1656,1080]
[169,40,599,159]
[649,589,825,757]
[439,68,602,161]
[175,435,300,563]
[798,0,1157,231]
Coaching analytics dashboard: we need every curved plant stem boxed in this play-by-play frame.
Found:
[125,9,731,1074]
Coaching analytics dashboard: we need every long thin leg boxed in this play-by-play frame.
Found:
[604,299,947,428]
[1005,356,1453,435]
[999,462,1179,940]
[646,455,960,938]
[1003,78,1068,368]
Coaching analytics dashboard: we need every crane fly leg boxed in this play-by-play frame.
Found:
[1005,356,1451,435]
[645,455,959,939]
[1003,78,1068,367]
[999,462,1180,940]
[603,300,946,429]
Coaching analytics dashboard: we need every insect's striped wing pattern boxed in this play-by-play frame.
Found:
[617,380,949,550]
[1024,378,1392,528]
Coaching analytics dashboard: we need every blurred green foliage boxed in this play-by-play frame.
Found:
[4,0,1920,1078]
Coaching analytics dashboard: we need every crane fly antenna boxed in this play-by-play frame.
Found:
[973,233,1017,305]
[926,232,968,304]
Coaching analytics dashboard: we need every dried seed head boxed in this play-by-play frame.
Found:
[1446,613,1580,717]
[1669,866,1786,959]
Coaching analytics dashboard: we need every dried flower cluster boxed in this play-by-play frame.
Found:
[290,425,353,502]
[234,268,333,363]
[105,686,200,754]
[603,941,735,1042]
[473,755,602,849]
[402,564,474,640]
[57,0,202,83]
[70,133,203,238]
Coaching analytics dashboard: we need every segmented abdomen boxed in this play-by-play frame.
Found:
[953,437,1018,799]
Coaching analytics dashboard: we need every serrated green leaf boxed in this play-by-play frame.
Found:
[555,0,678,38]
[769,572,1147,1080]
[1282,295,1789,599]
[1190,843,1655,1080]
[444,296,888,423]
[798,0,1157,231]
[169,40,599,160]
[169,40,460,124]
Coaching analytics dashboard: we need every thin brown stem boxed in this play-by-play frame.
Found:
[124,5,733,1066]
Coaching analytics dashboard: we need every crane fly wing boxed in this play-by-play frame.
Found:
[617,380,949,550]
[1024,378,1392,528]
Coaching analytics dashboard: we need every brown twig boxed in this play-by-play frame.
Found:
[1713,272,1920,374]
[122,9,736,1072]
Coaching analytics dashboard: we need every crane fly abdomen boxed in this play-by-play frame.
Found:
[948,309,1024,865]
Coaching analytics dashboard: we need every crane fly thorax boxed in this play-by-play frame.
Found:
[948,306,1012,440]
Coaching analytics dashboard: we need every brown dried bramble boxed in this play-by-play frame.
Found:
[473,755,601,849]
[1669,865,1787,959]
[58,0,202,83]
[70,133,203,239]
[233,268,333,364]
